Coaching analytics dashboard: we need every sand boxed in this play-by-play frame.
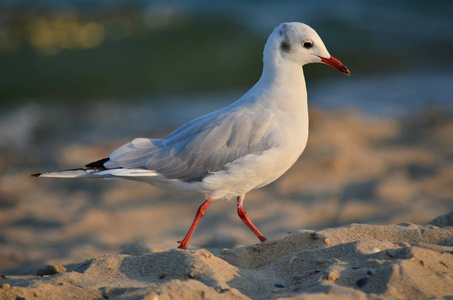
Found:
[1,106,453,299]
[1,216,453,299]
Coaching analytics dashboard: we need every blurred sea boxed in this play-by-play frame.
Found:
[0,0,452,132]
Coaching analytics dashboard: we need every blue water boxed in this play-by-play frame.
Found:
[126,68,453,136]
[310,69,453,116]
[1,0,452,145]
[85,0,453,116]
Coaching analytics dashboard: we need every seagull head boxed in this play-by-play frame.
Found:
[268,22,350,76]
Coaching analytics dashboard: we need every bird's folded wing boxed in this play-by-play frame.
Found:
[106,106,273,182]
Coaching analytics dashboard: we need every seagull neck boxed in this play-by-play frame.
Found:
[259,58,306,93]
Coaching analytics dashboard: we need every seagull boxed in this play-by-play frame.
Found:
[32,22,350,249]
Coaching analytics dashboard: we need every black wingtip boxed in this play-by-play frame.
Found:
[85,157,109,170]
[31,173,42,177]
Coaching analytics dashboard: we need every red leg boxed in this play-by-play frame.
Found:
[178,198,213,250]
[237,196,267,242]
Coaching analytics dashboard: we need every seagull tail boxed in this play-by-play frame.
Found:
[32,157,160,179]
[31,169,103,178]
[32,168,160,179]
[31,157,111,178]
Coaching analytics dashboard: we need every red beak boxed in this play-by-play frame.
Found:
[319,56,350,76]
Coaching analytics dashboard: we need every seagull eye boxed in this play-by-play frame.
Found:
[303,41,313,49]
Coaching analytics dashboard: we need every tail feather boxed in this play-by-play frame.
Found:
[32,169,101,178]
[31,168,159,179]
[32,155,160,179]
[32,157,110,178]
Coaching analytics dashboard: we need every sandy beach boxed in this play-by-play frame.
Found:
[1,216,453,299]
[1,107,453,299]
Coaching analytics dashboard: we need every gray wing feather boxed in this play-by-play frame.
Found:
[106,106,273,182]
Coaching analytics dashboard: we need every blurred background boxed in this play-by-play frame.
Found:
[1,0,453,275]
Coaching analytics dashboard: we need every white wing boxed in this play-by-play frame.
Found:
[105,104,273,182]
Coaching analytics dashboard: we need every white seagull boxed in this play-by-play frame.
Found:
[33,22,350,249]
